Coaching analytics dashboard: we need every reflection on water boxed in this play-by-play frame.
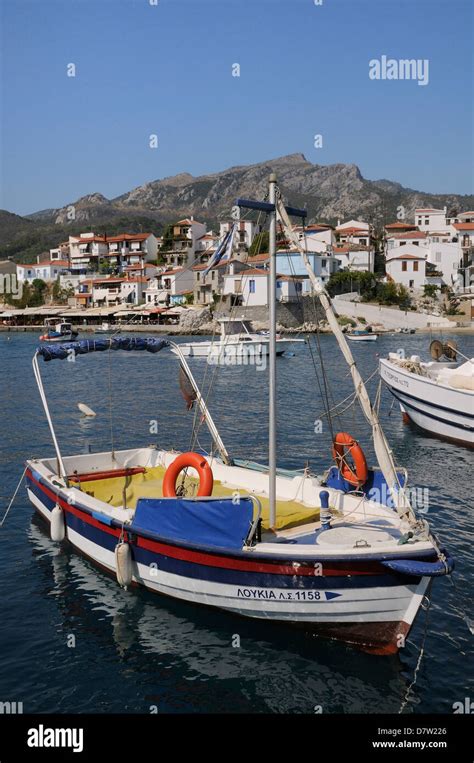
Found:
[0,331,472,713]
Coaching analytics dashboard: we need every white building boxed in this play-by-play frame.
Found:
[333,246,374,272]
[292,224,335,253]
[16,260,70,282]
[414,208,450,233]
[425,235,461,286]
[144,267,193,306]
[105,233,158,267]
[69,234,108,271]
[193,259,247,305]
[162,218,207,269]
[219,220,263,255]
[385,230,428,256]
[385,251,427,290]
[120,277,147,305]
[223,268,269,306]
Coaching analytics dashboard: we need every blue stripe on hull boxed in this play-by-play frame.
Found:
[27,478,420,591]
[389,389,474,433]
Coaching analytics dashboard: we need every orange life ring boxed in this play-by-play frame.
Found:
[332,432,368,487]
[162,452,214,497]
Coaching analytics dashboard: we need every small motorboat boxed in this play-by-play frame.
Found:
[346,328,378,342]
[39,319,78,343]
[171,318,304,361]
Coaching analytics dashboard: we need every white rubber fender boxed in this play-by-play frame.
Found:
[50,505,65,542]
[115,541,133,588]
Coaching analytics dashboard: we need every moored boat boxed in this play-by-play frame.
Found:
[346,329,378,342]
[39,319,78,343]
[380,342,474,448]
[171,317,304,361]
[25,176,453,655]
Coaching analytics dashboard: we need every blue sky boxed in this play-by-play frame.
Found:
[1,0,472,215]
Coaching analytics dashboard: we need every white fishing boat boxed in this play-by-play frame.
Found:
[25,176,453,655]
[346,329,378,342]
[39,318,78,343]
[380,341,474,448]
[171,317,304,360]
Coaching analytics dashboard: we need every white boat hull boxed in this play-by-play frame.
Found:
[380,358,474,447]
[346,334,378,342]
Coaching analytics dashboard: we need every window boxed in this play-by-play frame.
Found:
[417,218,422,225]
[409,280,414,288]
[321,259,327,267]
[425,218,429,225]
[276,281,282,288]
[400,242,406,247]
[413,261,419,271]
[402,261,407,271]
[197,273,200,281]
[296,282,302,292]
[413,241,419,246]
[212,270,215,280]
[249,279,256,293]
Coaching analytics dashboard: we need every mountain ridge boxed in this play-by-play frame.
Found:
[1,154,472,263]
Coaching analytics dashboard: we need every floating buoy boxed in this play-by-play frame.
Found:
[50,504,65,542]
[78,403,96,417]
[115,541,133,588]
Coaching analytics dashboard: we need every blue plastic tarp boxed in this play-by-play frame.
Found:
[38,336,169,361]
[325,466,407,509]
[131,497,254,549]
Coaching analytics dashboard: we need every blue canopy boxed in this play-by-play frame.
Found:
[37,336,170,361]
[131,496,254,550]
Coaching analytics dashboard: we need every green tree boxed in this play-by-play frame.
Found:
[160,224,174,252]
[423,284,438,299]
[249,230,269,257]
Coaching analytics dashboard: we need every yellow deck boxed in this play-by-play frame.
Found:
[76,465,320,531]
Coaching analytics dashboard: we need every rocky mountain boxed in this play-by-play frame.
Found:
[1,154,472,262]
[28,154,473,228]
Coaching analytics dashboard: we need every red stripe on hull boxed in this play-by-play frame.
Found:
[27,469,392,578]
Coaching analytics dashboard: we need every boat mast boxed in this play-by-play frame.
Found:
[268,173,277,527]
[235,185,306,529]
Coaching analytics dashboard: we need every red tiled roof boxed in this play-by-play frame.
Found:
[333,247,350,254]
[106,233,151,243]
[384,222,418,230]
[336,227,368,235]
[175,218,202,226]
[452,223,474,230]
[415,208,444,213]
[91,278,126,285]
[388,231,427,239]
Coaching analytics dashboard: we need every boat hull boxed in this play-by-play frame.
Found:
[380,358,474,447]
[39,332,78,343]
[173,340,288,359]
[26,466,431,655]
[346,334,378,342]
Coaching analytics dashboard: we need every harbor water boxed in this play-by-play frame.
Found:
[0,331,472,713]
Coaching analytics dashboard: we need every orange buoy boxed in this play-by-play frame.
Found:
[332,432,368,487]
[162,452,214,497]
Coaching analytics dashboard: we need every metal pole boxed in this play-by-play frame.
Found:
[268,173,277,528]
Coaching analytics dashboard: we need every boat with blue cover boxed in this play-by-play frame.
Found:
[25,177,453,655]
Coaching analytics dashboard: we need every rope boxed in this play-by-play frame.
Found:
[0,467,27,527]
[399,595,431,714]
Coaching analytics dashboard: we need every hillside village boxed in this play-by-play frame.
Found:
[1,206,473,329]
